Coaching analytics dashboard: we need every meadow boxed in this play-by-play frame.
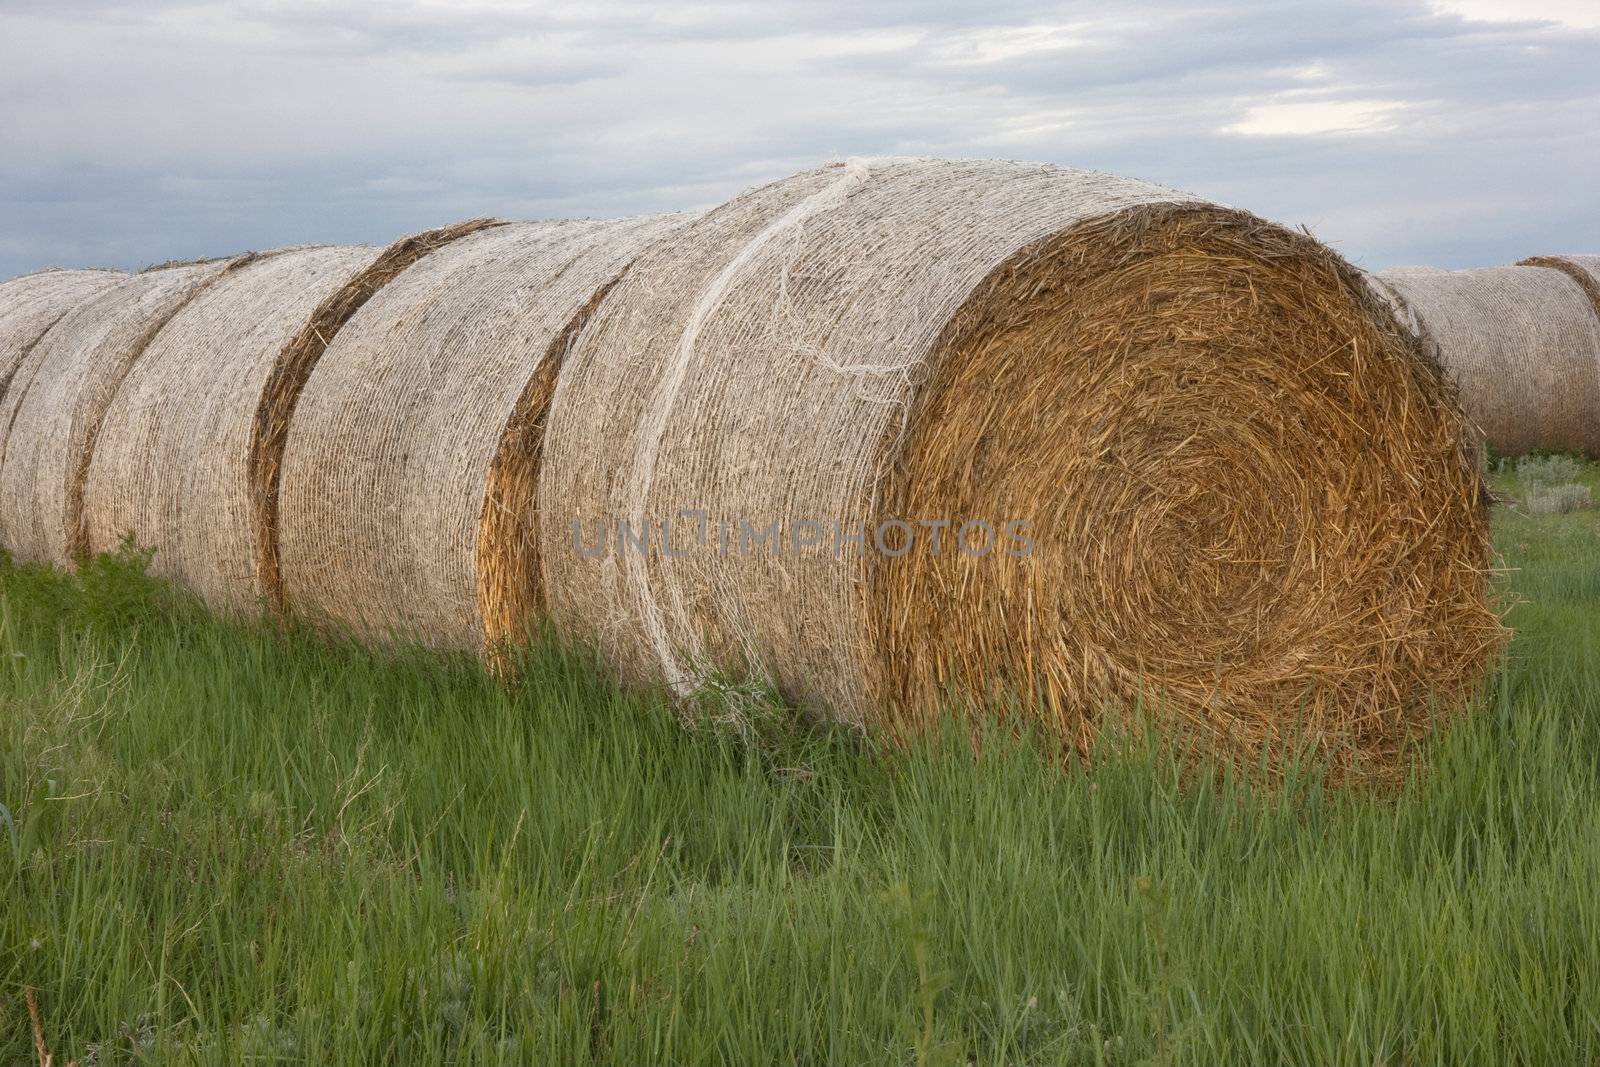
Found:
[2,461,1598,1065]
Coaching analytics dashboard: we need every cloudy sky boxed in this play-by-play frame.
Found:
[2,0,1595,278]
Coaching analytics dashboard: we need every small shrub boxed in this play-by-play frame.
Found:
[1515,455,1590,514]
[74,537,165,632]
[0,537,177,641]
[1515,453,1582,489]
[1526,483,1592,515]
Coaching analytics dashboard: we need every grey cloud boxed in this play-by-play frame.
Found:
[0,0,1596,278]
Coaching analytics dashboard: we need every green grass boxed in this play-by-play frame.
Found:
[3,466,1599,1065]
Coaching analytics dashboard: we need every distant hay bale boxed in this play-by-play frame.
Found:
[276,215,690,652]
[1374,264,1600,457]
[0,270,127,553]
[0,268,126,401]
[82,245,381,609]
[1381,266,1449,276]
[0,257,248,568]
[81,220,500,614]
[539,157,1502,767]
[251,220,504,607]
[1518,254,1600,314]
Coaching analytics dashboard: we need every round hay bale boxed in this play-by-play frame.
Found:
[83,220,501,614]
[276,214,689,652]
[83,245,380,609]
[0,257,248,568]
[539,157,1502,767]
[0,270,128,553]
[1376,264,1600,457]
[250,220,504,607]
[0,268,126,401]
[1518,254,1600,315]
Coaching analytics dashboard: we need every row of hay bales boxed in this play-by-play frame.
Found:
[1370,255,1600,458]
[0,158,1507,769]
